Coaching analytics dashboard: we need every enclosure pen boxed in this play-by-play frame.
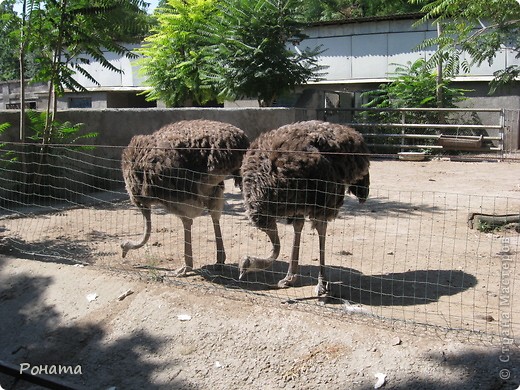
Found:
[0,141,519,346]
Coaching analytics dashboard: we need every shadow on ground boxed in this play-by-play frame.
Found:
[0,257,195,390]
[358,349,520,390]
[198,260,477,307]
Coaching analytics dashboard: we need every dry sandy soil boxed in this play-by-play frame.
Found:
[1,159,520,389]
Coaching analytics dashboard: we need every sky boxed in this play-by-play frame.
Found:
[147,0,160,13]
[9,0,161,14]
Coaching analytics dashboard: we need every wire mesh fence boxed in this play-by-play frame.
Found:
[0,142,519,345]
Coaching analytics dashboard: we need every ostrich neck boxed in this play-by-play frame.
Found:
[123,206,152,252]
[248,243,280,271]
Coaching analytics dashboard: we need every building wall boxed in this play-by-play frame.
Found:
[300,17,518,84]
[1,81,49,110]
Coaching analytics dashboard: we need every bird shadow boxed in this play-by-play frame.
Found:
[199,260,477,307]
[340,195,445,219]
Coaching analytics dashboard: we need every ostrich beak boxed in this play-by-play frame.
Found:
[238,256,251,280]
[121,243,129,258]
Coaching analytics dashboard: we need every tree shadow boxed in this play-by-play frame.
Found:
[199,261,477,307]
[0,257,193,390]
[0,237,94,266]
[357,350,520,390]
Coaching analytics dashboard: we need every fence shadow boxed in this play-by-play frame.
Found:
[199,261,477,307]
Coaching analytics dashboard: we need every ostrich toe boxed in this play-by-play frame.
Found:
[173,265,193,277]
[315,278,329,296]
[278,273,299,288]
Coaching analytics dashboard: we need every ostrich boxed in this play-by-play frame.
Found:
[239,120,370,296]
[121,119,250,276]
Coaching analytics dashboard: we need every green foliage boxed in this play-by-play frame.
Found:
[25,111,98,149]
[0,122,14,161]
[210,0,326,106]
[0,1,21,81]
[411,0,520,93]
[0,113,97,166]
[295,0,423,22]
[137,0,221,107]
[363,59,469,113]
[139,0,326,107]
[0,122,11,136]
[360,59,472,149]
[0,122,19,170]
[27,0,152,96]
[11,0,151,179]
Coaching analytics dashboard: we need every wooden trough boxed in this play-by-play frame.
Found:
[468,213,520,231]
[438,135,484,150]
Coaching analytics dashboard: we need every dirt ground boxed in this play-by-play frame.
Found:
[1,159,520,389]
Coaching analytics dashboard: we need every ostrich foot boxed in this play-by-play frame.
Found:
[173,265,193,277]
[315,278,329,296]
[278,273,299,288]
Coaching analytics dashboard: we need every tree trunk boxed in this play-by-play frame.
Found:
[436,23,445,124]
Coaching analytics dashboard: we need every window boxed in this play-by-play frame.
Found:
[69,97,92,108]
[6,101,36,109]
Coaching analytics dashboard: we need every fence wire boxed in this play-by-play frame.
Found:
[0,143,519,345]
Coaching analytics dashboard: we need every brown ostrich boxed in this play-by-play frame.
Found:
[121,119,250,276]
[239,120,370,296]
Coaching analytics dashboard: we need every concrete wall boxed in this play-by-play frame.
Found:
[0,107,310,145]
[0,108,311,203]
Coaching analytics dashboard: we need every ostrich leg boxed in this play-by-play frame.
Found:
[278,217,304,288]
[263,219,281,261]
[211,211,226,264]
[314,219,329,296]
[209,183,226,264]
[121,205,152,257]
[174,216,194,276]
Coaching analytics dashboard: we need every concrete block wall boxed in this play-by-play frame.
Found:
[0,108,312,202]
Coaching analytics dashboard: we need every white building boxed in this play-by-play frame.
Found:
[1,14,518,111]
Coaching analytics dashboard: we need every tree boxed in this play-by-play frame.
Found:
[139,0,325,107]
[14,0,151,193]
[411,0,520,93]
[18,0,149,133]
[137,0,222,107]
[0,0,22,81]
[210,0,326,107]
[362,59,469,117]
[296,0,423,22]
[360,59,472,148]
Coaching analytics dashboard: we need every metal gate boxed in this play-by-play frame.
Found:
[317,107,507,156]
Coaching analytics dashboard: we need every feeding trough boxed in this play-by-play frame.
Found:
[438,135,483,150]
[398,151,427,161]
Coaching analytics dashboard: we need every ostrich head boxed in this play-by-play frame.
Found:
[121,241,131,258]
[348,172,370,203]
[239,255,272,279]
